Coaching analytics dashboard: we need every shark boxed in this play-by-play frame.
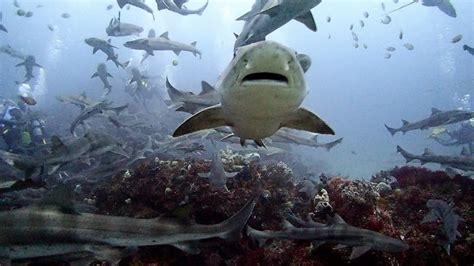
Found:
[85,37,127,68]
[116,0,155,20]
[166,77,219,114]
[385,108,474,136]
[198,146,238,190]
[70,101,128,135]
[397,145,474,171]
[91,63,113,96]
[106,12,144,37]
[234,0,321,50]
[272,129,343,151]
[172,41,334,147]
[247,213,409,260]
[124,31,201,57]
[156,0,209,16]
[0,132,123,178]
[15,55,42,83]
[0,193,256,264]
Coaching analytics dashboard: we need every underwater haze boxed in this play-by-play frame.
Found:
[1,0,472,177]
[0,0,474,264]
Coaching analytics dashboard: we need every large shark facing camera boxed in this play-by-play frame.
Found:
[173,41,334,146]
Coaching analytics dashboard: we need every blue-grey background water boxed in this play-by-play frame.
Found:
[0,0,472,178]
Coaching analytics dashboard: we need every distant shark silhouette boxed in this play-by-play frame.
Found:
[387,0,456,18]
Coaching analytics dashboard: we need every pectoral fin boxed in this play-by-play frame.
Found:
[281,108,334,135]
[173,105,231,137]
[294,11,317,31]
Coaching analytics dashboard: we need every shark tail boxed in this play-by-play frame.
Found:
[165,77,184,102]
[110,104,129,115]
[325,138,343,151]
[0,24,7,33]
[396,145,414,163]
[217,197,256,241]
[197,0,209,16]
[384,124,398,136]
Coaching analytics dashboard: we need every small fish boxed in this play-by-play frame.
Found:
[351,31,358,42]
[172,59,179,66]
[399,30,403,40]
[363,11,369,18]
[107,4,113,10]
[17,9,26,16]
[451,34,462,43]
[36,4,43,8]
[385,53,391,59]
[47,24,55,31]
[380,15,391,24]
[25,11,33,17]
[363,43,368,49]
[381,2,386,11]
[386,47,396,52]
[61,13,71,18]
[349,24,353,30]
[404,43,414,50]
[353,43,359,48]
[13,0,20,8]
[359,20,365,27]
[394,0,399,3]
[327,16,331,23]
[19,95,37,105]
[328,33,331,39]
[126,5,131,10]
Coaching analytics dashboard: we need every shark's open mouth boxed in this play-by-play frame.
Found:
[241,72,289,85]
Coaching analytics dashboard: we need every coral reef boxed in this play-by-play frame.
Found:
[85,159,473,265]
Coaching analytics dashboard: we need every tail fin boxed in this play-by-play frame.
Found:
[396,145,414,163]
[110,104,129,115]
[385,124,397,136]
[197,0,209,16]
[166,77,184,101]
[217,197,256,241]
[325,138,343,151]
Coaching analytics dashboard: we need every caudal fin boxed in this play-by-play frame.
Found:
[217,197,256,241]
[384,124,398,136]
[325,138,343,151]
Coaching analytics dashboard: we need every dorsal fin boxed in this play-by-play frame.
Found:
[160,31,169,39]
[190,41,197,47]
[327,213,346,225]
[233,33,238,39]
[461,147,470,156]
[51,136,66,153]
[401,119,410,126]
[431,108,442,116]
[423,148,434,156]
[200,81,215,95]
